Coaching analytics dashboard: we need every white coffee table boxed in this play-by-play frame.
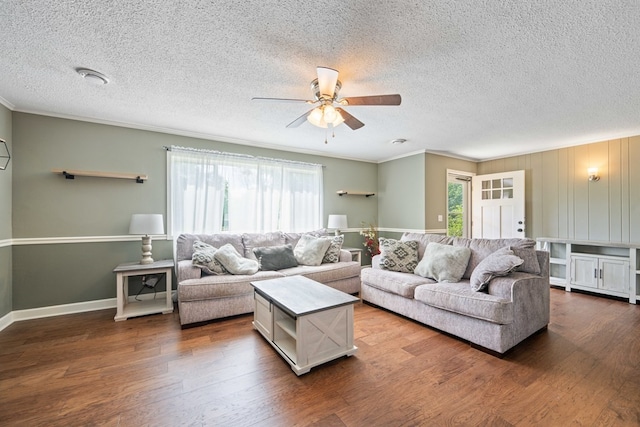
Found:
[251,276,359,375]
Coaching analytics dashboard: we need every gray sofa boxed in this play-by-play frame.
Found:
[361,233,550,355]
[176,231,361,326]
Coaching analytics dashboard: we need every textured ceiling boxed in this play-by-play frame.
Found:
[1,1,640,162]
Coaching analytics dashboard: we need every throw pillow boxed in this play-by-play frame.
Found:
[253,244,298,271]
[414,242,471,283]
[322,235,344,263]
[510,241,541,275]
[470,247,524,292]
[294,234,332,266]
[191,240,228,275]
[242,232,285,261]
[378,238,419,273]
[213,243,260,275]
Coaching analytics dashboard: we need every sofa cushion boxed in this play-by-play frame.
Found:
[322,234,344,263]
[191,240,228,275]
[361,267,434,298]
[294,234,332,266]
[176,233,244,262]
[253,244,298,271]
[414,242,471,283]
[379,238,419,273]
[470,247,523,292]
[452,237,539,279]
[280,261,361,283]
[242,232,286,261]
[401,233,452,260]
[414,282,514,324]
[178,270,283,302]
[214,244,260,275]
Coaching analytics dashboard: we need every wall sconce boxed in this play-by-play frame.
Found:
[587,167,600,182]
[0,139,10,170]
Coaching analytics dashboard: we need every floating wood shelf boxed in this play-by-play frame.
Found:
[336,190,375,197]
[52,169,148,183]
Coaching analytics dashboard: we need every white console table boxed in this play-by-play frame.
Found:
[537,238,639,304]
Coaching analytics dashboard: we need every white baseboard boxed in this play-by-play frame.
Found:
[0,311,13,332]
[0,291,177,332]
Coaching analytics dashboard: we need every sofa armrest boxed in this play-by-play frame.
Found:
[177,259,201,283]
[339,249,353,262]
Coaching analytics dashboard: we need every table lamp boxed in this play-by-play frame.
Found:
[129,214,164,264]
[327,214,348,236]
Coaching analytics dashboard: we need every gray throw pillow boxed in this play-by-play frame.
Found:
[470,247,524,292]
[414,242,471,283]
[191,240,228,275]
[213,243,260,275]
[379,238,419,273]
[294,234,332,266]
[322,235,344,263]
[253,244,298,271]
[510,241,541,275]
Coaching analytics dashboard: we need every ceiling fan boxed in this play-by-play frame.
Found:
[252,66,401,131]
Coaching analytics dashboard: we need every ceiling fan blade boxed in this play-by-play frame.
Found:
[336,108,364,130]
[317,67,339,98]
[286,108,315,128]
[339,94,402,106]
[252,97,314,104]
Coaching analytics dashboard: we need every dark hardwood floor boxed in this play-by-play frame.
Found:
[1,288,639,426]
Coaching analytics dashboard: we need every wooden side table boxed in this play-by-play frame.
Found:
[113,259,174,321]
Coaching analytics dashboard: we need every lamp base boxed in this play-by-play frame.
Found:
[140,235,154,265]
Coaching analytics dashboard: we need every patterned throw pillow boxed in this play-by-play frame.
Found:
[470,247,524,292]
[379,238,419,273]
[322,235,344,263]
[191,240,228,275]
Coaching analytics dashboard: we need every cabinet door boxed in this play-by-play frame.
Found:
[599,258,629,293]
[571,255,598,288]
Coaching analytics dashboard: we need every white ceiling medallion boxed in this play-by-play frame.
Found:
[76,68,109,85]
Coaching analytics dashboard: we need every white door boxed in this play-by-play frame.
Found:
[471,170,525,239]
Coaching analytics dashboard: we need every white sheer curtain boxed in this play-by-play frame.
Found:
[168,147,323,236]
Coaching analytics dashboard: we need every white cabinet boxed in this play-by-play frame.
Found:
[570,254,629,297]
[538,238,638,304]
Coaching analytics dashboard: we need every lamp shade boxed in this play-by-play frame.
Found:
[129,214,164,235]
[327,214,348,230]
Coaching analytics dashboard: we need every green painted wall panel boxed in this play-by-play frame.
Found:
[377,154,425,230]
[12,240,173,310]
[0,104,11,318]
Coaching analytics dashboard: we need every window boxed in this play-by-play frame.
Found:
[168,147,323,236]
[447,171,472,238]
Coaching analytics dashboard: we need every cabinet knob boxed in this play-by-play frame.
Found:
[517,228,523,232]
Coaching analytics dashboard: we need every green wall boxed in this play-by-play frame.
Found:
[378,154,426,230]
[0,104,11,318]
[10,113,377,310]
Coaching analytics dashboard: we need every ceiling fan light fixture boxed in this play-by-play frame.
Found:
[307,105,344,128]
